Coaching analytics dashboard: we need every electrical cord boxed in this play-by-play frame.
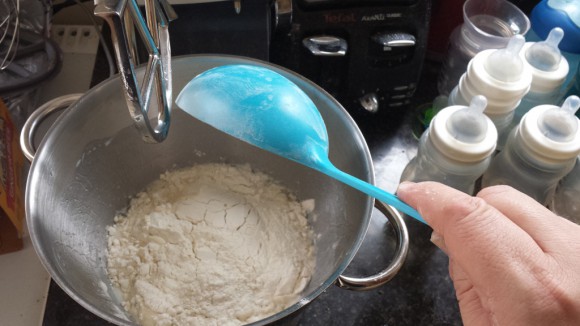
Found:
[72,0,116,78]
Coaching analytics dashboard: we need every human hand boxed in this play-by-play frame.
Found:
[397,181,580,326]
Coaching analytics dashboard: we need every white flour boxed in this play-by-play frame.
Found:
[106,163,316,326]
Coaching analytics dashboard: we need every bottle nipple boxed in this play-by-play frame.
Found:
[525,27,564,72]
[484,35,526,82]
[446,95,488,143]
[538,95,580,142]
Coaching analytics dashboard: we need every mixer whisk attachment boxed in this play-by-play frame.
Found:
[1,0,20,71]
[0,0,61,96]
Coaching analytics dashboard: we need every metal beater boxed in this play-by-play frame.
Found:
[95,0,177,143]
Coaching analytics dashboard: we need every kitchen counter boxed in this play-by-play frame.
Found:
[41,49,461,324]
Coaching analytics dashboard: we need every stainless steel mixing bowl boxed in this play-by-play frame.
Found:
[22,55,408,325]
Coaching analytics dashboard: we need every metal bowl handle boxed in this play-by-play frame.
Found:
[336,200,409,290]
[20,94,83,162]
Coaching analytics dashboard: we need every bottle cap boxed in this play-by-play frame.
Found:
[525,27,563,72]
[520,95,580,162]
[431,95,498,162]
[548,0,580,27]
[484,35,526,82]
[460,37,533,115]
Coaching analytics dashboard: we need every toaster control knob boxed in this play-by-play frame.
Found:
[370,32,416,66]
[359,93,379,113]
[303,36,347,56]
[372,32,416,49]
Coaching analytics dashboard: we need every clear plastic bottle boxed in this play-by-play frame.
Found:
[514,28,570,123]
[481,96,580,206]
[448,35,532,150]
[401,95,497,195]
[437,0,530,96]
[551,156,580,223]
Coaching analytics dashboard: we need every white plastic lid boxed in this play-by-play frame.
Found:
[484,35,526,82]
[525,27,563,72]
[520,95,580,162]
[463,39,532,115]
[431,95,498,163]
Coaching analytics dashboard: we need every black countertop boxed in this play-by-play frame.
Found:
[42,3,461,323]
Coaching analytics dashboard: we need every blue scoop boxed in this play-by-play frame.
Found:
[176,64,425,224]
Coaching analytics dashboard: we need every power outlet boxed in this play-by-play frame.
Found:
[37,24,102,105]
[51,25,100,54]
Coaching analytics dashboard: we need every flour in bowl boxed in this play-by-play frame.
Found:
[106,163,316,326]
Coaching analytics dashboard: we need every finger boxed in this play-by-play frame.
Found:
[477,185,580,254]
[397,181,547,295]
[397,181,526,243]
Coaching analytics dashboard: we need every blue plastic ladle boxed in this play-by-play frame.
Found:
[175,64,425,224]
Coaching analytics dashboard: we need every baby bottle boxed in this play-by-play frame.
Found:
[449,35,532,149]
[437,0,530,96]
[514,28,569,122]
[401,95,497,195]
[481,96,580,206]
[551,156,580,223]
[526,0,580,93]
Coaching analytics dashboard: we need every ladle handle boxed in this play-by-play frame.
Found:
[320,163,426,224]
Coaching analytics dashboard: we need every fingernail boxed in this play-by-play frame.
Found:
[430,231,448,255]
[396,181,415,193]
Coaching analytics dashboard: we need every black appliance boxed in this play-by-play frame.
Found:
[160,0,431,123]
[270,0,432,120]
